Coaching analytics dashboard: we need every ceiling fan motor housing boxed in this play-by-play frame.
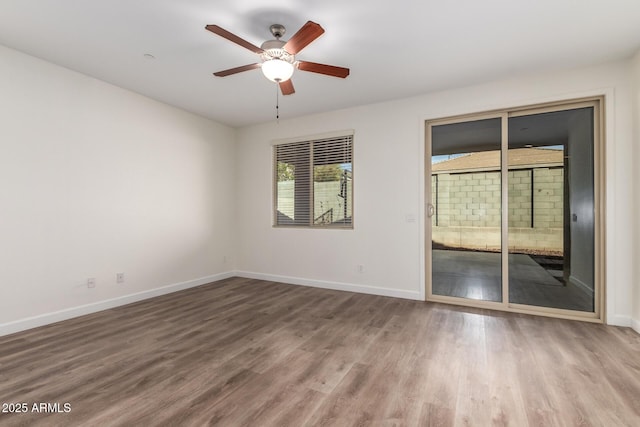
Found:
[260,39,295,64]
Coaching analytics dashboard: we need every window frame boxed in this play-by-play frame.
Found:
[272,130,354,229]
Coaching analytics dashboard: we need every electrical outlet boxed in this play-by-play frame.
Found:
[87,278,96,288]
[357,265,365,273]
[116,273,125,283]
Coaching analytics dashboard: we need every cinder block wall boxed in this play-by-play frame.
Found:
[432,167,564,254]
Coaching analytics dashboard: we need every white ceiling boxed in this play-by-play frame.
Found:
[1,0,639,128]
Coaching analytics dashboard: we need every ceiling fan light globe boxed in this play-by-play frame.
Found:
[261,59,294,82]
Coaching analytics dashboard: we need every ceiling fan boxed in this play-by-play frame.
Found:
[205,21,350,95]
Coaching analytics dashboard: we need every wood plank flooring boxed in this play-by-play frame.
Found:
[1,277,639,426]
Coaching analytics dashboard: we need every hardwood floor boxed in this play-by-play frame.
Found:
[1,277,639,426]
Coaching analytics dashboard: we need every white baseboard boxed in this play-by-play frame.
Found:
[6,270,631,336]
[607,314,632,328]
[0,272,234,337]
[235,270,423,301]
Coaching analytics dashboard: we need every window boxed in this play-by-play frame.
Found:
[274,131,353,228]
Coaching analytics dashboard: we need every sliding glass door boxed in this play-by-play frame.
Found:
[507,108,595,312]
[426,99,602,320]
[429,116,504,303]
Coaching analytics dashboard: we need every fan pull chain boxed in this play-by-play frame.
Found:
[276,83,280,123]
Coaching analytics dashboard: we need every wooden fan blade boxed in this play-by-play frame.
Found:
[279,79,295,95]
[213,63,261,77]
[205,25,264,54]
[283,21,324,54]
[297,61,350,78]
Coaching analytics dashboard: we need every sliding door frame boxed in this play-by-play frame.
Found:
[425,96,605,323]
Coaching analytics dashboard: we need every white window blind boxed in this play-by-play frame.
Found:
[274,133,353,228]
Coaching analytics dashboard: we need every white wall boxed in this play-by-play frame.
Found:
[632,50,640,334]
[0,45,237,335]
[236,59,636,326]
[237,108,424,300]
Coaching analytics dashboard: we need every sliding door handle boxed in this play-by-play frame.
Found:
[427,203,435,218]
